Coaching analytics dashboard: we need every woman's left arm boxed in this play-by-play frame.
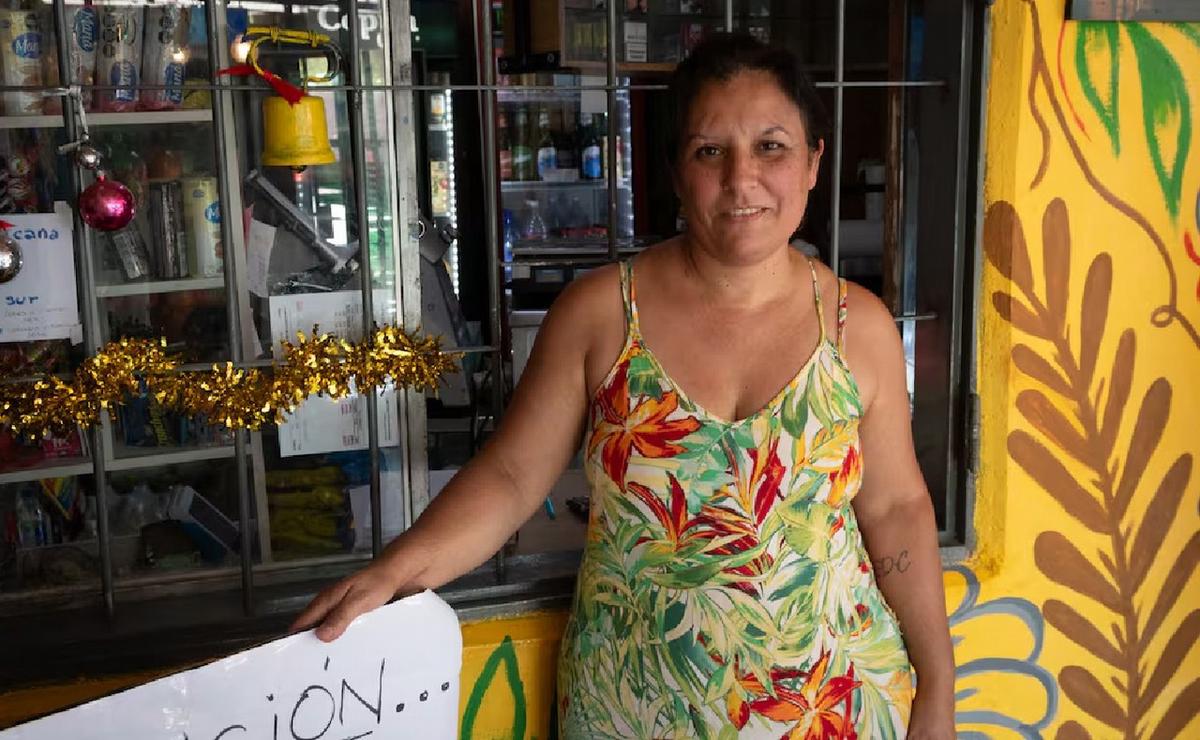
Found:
[842,284,956,737]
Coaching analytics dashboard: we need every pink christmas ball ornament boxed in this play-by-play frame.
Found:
[79,174,136,231]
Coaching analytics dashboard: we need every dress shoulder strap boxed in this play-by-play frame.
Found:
[836,277,849,353]
[619,260,642,338]
[804,256,828,344]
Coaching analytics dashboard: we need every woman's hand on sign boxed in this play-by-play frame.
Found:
[290,556,417,642]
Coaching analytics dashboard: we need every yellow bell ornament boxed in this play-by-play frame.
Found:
[226,27,339,170]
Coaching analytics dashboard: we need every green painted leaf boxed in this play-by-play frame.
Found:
[1172,22,1200,50]
[1076,23,1121,154]
[1127,24,1192,221]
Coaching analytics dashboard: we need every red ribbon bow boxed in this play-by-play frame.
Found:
[216,64,305,105]
[0,220,14,230]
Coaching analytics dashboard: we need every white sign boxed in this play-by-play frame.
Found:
[0,204,79,344]
[348,470,406,550]
[2,591,462,740]
[269,290,400,457]
[245,219,276,298]
[623,21,647,63]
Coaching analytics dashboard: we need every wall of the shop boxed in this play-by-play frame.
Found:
[2,1,1197,737]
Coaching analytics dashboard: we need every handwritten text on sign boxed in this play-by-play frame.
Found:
[0,204,79,344]
[2,591,462,740]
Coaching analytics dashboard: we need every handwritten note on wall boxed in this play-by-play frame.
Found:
[0,204,79,344]
[269,290,400,457]
[2,591,462,740]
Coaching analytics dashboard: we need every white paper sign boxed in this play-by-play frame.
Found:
[623,21,647,62]
[348,470,406,549]
[0,204,79,344]
[245,219,276,298]
[580,74,606,115]
[2,591,462,740]
[269,290,400,457]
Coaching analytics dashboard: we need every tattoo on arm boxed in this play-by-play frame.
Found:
[872,549,911,580]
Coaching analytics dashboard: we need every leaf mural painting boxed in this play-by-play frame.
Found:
[1075,22,1121,153]
[1126,24,1192,222]
[984,198,1198,738]
[1026,3,1200,345]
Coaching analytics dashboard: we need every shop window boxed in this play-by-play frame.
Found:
[0,0,984,626]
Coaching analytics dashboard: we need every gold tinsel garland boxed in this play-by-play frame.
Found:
[0,327,460,438]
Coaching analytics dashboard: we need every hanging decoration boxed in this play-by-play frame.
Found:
[0,326,460,438]
[0,219,21,283]
[58,88,137,231]
[77,174,136,232]
[219,27,338,170]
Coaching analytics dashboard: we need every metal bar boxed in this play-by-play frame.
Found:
[204,0,255,616]
[893,312,938,322]
[0,80,946,94]
[474,0,507,582]
[345,0,384,558]
[606,0,619,263]
[725,0,734,31]
[942,4,980,542]
[829,0,846,277]
[52,0,115,619]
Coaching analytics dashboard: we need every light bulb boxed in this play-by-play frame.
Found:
[230,35,252,64]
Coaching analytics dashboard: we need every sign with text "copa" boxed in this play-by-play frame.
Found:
[2,591,461,740]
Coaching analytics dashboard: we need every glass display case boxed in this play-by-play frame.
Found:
[0,0,417,611]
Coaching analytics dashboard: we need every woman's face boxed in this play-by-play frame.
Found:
[674,70,823,265]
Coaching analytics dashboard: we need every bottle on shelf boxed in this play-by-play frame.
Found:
[556,107,578,174]
[521,199,547,241]
[511,105,534,181]
[535,107,557,180]
[581,114,603,180]
[501,208,516,285]
[497,110,513,181]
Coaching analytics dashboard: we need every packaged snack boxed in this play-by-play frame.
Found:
[0,9,43,116]
[94,6,142,112]
[139,5,189,111]
[40,3,99,113]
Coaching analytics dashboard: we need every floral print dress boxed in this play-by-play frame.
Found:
[558,259,914,739]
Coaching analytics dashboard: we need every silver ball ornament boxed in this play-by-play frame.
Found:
[0,233,21,284]
[74,141,103,171]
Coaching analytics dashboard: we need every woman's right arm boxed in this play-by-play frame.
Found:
[291,275,600,641]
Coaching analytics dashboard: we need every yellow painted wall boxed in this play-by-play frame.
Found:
[2,2,1197,738]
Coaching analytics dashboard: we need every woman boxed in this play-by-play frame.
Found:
[294,34,955,738]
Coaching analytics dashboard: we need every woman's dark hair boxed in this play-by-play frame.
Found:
[666,33,828,170]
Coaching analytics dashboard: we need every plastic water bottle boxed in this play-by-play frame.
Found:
[522,199,547,241]
[502,208,516,285]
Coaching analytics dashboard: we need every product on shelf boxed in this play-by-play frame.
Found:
[266,466,352,558]
[0,8,45,116]
[1,141,46,214]
[580,114,603,180]
[497,111,513,180]
[139,5,189,111]
[0,427,85,472]
[104,226,153,280]
[94,6,143,112]
[118,384,234,447]
[181,176,222,277]
[511,106,534,181]
[148,179,188,278]
[41,2,99,114]
[535,107,557,179]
